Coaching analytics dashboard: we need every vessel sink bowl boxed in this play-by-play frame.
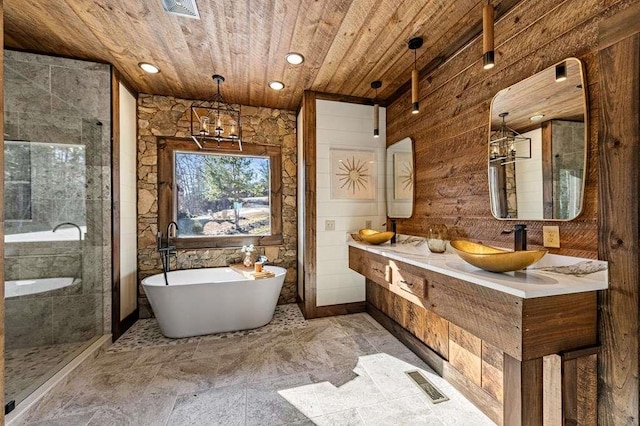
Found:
[358,229,395,245]
[450,240,547,273]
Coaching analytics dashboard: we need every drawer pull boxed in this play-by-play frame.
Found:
[373,268,383,274]
[400,280,412,286]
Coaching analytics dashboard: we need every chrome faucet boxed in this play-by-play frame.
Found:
[53,222,82,242]
[514,224,527,251]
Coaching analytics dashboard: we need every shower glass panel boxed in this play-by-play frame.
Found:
[3,51,111,411]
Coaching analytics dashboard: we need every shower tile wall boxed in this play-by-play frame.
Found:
[551,120,585,219]
[3,50,112,351]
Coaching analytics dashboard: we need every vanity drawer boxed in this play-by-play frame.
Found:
[367,258,391,284]
[393,268,426,298]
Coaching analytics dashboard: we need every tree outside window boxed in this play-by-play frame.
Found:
[174,152,271,237]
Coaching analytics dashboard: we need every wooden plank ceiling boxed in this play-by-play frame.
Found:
[5,0,517,110]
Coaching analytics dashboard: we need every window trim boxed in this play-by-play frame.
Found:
[158,138,283,249]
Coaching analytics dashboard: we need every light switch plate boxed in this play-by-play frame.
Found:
[365,220,372,229]
[325,220,335,231]
[543,226,561,248]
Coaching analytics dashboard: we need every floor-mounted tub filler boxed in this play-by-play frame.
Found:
[142,266,287,338]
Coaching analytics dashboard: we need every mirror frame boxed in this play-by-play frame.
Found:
[487,57,589,221]
[386,137,416,219]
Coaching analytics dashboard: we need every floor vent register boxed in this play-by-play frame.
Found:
[405,370,449,404]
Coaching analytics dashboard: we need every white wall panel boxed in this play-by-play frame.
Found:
[315,100,386,306]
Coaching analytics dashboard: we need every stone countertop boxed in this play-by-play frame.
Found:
[347,234,608,299]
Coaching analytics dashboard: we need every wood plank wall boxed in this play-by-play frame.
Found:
[301,91,317,318]
[386,0,640,423]
[386,0,637,259]
[597,3,640,425]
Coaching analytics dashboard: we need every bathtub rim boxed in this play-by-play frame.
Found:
[141,265,287,287]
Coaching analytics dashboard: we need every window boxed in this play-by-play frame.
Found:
[175,152,271,237]
[158,139,282,248]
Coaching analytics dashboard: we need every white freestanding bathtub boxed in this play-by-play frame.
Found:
[141,266,286,338]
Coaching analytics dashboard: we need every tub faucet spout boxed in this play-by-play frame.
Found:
[53,222,82,242]
[167,221,178,239]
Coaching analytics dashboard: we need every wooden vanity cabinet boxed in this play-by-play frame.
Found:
[392,267,426,298]
[349,245,599,426]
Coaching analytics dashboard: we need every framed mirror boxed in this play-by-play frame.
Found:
[386,137,414,218]
[488,58,588,221]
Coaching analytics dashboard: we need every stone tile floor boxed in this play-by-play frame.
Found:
[107,304,308,353]
[14,310,496,425]
[5,341,88,405]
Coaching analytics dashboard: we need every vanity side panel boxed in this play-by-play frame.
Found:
[423,308,449,359]
[482,341,504,403]
[405,300,425,344]
[521,292,597,360]
[504,356,544,426]
[427,274,523,359]
[449,323,483,387]
[390,290,408,329]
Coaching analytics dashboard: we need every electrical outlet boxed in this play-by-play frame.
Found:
[325,220,335,231]
[365,220,372,229]
[543,226,561,248]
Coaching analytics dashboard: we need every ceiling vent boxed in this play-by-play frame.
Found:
[161,0,200,19]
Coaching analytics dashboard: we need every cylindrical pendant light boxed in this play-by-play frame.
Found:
[483,0,495,70]
[371,81,382,138]
[411,68,419,114]
[408,37,423,115]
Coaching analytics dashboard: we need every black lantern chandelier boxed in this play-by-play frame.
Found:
[190,74,242,151]
[489,112,531,165]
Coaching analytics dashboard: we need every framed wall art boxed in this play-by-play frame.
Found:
[330,148,376,200]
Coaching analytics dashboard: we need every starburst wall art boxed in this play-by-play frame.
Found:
[330,149,376,200]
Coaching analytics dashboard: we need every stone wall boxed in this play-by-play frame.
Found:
[137,94,297,317]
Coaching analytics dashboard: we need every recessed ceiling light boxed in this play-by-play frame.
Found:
[139,62,160,74]
[555,62,567,82]
[285,52,305,65]
[268,81,285,90]
[530,114,545,121]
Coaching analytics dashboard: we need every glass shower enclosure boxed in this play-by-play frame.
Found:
[3,51,111,410]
